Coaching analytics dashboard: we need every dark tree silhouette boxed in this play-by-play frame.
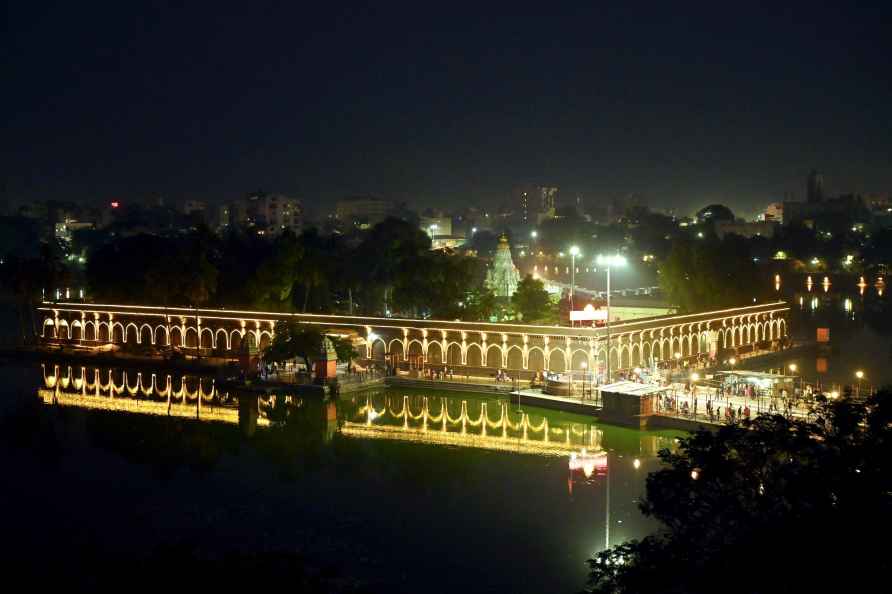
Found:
[584,389,892,594]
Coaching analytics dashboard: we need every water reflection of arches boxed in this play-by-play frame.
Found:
[344,392,602,456]
[38,363,273,427]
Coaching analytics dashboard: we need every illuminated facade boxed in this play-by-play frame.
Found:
[38,301,789,374]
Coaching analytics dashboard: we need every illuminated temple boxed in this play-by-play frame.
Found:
[485,234,521,297]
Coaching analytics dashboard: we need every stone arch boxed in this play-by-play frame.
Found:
[548,348,566,372]
[507,346,523,369]
[139,324,154,345]
[630,342,640,367]
[57,319,69,340]
[609,347,620,372]
[427,341,443,364]
[112,323,125,344]
[527,347,545,371]
[620,344,631,370]
[200,327,215,349]
[466,343,483,367]
[43,318,56,337]
[407,339,424,359]
[184,327,198,348]
[778,318,786,337]
[570,349,589,371]
[446,342,462,365]
[98,322,110,343]
[387,339,404,356]
[486,344,503,368]
[258,331,272,351]
[215,328,229,350]
[70,319,82,340]
[153,325,168,346]
[230,329,243,352]
[84,320,96,341]
[371,338,386,361]
[170,326,183,347]
[124,323,138,344]
[642,341,651,364]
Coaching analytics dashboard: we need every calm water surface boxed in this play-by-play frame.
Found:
[0,360,678,592]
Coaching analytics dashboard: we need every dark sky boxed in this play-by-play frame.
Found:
[4,2,892,218]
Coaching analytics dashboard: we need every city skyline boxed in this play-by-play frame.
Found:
[5,4,892,217]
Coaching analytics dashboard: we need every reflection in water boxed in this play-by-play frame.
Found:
[342,392,604,456]
[39,363,273,427]
[18,360,681,591]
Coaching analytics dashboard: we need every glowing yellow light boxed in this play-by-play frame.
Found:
[633,458,641,469]
[729,357,736,366]
[691,470,699,480]
[690,372,700,382]
[855,370,864,380]
[788,363,797,373]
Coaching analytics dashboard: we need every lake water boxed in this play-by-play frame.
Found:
[0,359,678,592]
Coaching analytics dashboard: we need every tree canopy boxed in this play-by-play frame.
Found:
[659,235,769,311]
[585,389,892,594]
[511,274,553,322]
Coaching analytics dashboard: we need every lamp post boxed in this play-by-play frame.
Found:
[855,370,864,398]
[581,360,588,401]
[596,255,627,384]
[569,245,580,311]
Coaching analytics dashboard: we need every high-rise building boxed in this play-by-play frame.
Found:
[807,170,824,203]
[514,185,558,224]
[232,191,303,236]
[335,196,396,229]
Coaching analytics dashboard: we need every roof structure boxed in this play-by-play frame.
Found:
[598,381,671,396]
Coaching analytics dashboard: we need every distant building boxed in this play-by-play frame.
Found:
[182,200,206,215]
[420,215,452,237]
[335,196,396,229]
[783,194,868,226]
[514,185,558,225]
[714,220,778,239]
[762,202,783,222]
[807,170,825,203]
[232,191,303,236]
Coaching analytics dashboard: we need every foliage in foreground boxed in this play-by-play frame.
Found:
[585,389,892,594]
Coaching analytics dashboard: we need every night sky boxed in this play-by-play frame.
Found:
[5,2,891,217]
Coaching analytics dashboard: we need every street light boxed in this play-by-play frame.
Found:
[569,246,580,311]
[580,360,588,400]
[596,254,628,383]
[530,230,538,239]
[856,370,864,397]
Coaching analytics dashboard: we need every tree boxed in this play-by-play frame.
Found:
[329,335,359,365]
[584,389,892,594]
[358,218,432,314]
[659,235,768,312]
[511,275,552,322]
[263,321,323,373]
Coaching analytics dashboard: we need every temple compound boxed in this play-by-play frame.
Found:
[38,301,789,376]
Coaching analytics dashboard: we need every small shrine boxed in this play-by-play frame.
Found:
[485,234,521,298]
[314,336,338,383]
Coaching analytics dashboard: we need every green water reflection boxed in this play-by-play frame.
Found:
[8,360,681,593]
